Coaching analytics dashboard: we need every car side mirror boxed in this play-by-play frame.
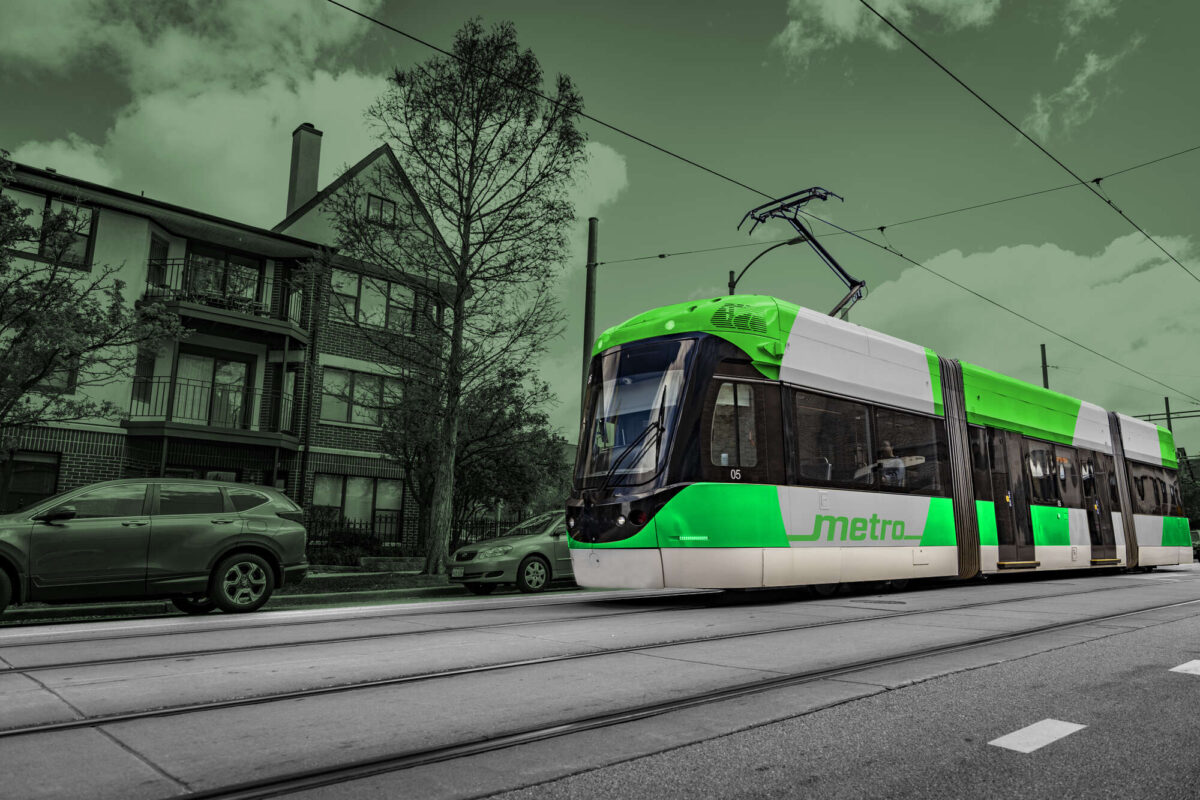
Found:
[34,506,77,523]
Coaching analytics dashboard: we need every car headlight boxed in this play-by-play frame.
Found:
[477,545,514,559]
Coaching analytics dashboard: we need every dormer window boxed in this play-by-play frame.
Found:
[366,194,396,225]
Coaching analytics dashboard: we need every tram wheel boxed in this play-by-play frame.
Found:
[809,583,839,597]
[887,579,910,592]
[172,595,216,615]
[516,556,550,593]
[464,582,497,595]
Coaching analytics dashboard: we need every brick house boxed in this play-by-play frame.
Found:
[0,124,444,557]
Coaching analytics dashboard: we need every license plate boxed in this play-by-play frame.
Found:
[451,567,464,578]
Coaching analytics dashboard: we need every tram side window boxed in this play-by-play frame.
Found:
[968,426,992,501]
[1025,444,1061,506]
[872,407,949,496]
[1166,470,1183,517]
[1056,446,1082,508]
[710,383,757,468]
[1127,462,1177,516]
[791,389,871,485]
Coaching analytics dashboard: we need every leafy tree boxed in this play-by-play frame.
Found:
[0,151,183,492]
[325,19,586,573]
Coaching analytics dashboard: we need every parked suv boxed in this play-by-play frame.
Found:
[0,478,307,616]
[448,511,573,594]
[1191,529,1200,562]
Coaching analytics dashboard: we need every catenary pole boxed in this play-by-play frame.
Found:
[1164,397,1173,433]
[1041,344,1049,390]
[581,217,598,422]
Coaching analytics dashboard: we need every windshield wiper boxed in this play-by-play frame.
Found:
[600,388,670,491]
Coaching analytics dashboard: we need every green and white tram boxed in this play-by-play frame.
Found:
[567,294,1190,590]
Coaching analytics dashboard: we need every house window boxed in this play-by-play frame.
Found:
[312,474,405,528]
[321,368,403,425]
[1,452,60,513]
[185,244,264,309]
[35,356,79,395]
[2,188,95,268]
[366,194,396,224]
[328,268,415,332]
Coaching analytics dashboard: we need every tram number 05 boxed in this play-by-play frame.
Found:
[730,469,742,480]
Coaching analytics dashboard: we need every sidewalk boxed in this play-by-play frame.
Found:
[0,571,473,624]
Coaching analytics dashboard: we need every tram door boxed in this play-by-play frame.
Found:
[989,428,1035,566]
[1080,451,1117,562]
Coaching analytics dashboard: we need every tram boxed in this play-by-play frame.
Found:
[566,294,1191,590]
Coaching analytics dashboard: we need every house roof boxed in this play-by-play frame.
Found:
[9,163,322,259]
[273,144,397,234]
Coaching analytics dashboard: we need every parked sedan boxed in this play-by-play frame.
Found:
[448,511,573,594]
[0,478,308,616]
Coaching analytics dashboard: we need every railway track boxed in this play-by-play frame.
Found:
[1,577,1193,740]
[160,595,1200,800]
[0,572,1176,674]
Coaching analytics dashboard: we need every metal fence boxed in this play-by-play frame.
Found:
[304,509,531,566]
[129,377,295,433]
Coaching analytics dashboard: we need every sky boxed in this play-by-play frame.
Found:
[2,0,1198,452]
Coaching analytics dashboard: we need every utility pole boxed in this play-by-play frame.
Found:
[580,217,598,422]
[1040,344,1049,390]
[1164,396,1173,433]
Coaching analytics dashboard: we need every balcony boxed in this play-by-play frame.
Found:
[144,257,307,342]
[124,376,298,448]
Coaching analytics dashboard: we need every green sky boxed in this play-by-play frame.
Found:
[2,0,1197,449]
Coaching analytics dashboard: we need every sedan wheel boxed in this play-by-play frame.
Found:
[516,556,549,593]
[210,553,274,613]
[172,596,216,615]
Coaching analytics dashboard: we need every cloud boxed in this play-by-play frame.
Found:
[774,0,1002,66]
[1023,36,1141,141]
[1063,0,1120,38]
[0,0,388,227]
[851,232,1200,421]
[10,133,119,186]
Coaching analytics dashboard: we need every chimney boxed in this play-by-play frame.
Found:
[286,122,323,217]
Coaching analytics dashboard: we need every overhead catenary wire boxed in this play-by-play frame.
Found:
[322,0,1200,405]
[856,0,1200,284]
[598,142,1200,265]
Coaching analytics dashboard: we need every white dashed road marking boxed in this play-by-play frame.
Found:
[988,719,1087,753]
[1169,660,1200,676]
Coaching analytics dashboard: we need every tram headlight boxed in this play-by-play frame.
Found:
[566,516,575,529]
[478,545,513,559]
[629,509,647,526]
[616,514,626,526]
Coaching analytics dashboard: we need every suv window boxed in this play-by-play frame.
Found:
[158,484,225,515]
[52,484,147,518]
[229,488,270,512]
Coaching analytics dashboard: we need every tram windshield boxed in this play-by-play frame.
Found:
[576,338,695,488]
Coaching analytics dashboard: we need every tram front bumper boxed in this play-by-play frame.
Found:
[570,548,665,589]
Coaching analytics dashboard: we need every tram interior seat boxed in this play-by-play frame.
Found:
[798,458,832,481]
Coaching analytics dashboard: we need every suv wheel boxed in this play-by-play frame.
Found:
[516,556,549,593]
[210,553,274,613]
[172,595,216,615]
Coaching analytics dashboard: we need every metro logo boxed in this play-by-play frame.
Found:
[789,513,924,542]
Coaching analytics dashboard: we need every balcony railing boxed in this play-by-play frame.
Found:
[129,376,296,434]
[145,258,304,325]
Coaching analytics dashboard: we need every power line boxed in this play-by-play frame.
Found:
[323,0,1200,405]
[323,0,770,201]
[856,0,1200,285]
[600,141,1200,265]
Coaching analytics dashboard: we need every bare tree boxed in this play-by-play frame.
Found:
[0,151,183,485]
[325,19,586,573]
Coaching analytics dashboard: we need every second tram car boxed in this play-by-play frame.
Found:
[567,295,1190,590]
